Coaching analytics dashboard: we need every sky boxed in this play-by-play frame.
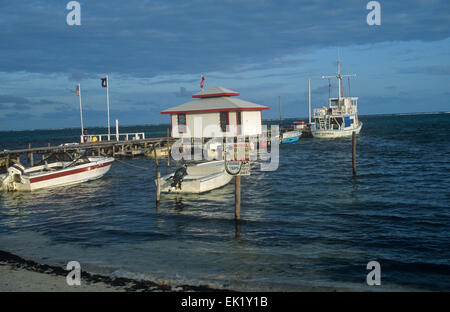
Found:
[0,0,449,130]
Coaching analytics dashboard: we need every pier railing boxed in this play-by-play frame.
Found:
[80,132,145,143]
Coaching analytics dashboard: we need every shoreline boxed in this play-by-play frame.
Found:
[0,250,362,292]
[0,250,229,292]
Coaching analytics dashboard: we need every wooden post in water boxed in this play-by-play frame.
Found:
[154,145,160,203]
[235,175,241,220]
[5,154,9,169]
[352,131,357,176]
[166,128,170,167]
[28,143,34,167]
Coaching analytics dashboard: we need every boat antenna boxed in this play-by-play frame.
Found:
[348,77,351,98]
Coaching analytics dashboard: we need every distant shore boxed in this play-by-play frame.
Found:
[0,250,227,292]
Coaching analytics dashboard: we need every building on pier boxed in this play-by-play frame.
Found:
[161,86,269,138]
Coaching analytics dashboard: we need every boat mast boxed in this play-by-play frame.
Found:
[322,58,356,102]
[308,79,311,124]
[278,95,282,124]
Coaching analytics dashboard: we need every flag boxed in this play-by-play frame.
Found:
[75,85,80,96]
[101,77,108,88]
[200,75,205,89]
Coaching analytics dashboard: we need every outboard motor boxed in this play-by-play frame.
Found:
[2,163,25,190]
[171,164,188,190]
[8,164,25,178]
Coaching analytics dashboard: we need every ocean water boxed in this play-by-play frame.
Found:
[0,113,449,291]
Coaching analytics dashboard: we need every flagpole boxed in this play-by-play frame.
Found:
[106,75,110,140]
[78,84,84,143]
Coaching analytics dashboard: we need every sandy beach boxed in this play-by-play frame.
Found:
[0,250,222,292]
[0,262,123,292]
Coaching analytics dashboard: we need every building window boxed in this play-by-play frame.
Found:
[220,112,229,132]
[177,113,186,133]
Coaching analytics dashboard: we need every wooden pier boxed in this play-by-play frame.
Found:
[0,137,175,170]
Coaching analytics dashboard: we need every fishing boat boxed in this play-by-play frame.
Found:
[310,60,363,138]
[281,130,301,144]
[1,153,114,192]
[158,160,232,194]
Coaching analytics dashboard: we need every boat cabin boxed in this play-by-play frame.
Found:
[313,97,359,131]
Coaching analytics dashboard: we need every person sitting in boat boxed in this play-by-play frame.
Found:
[171,164,188,190]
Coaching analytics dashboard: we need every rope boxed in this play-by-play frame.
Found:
[98,151,155,171]
[114,157,155,170]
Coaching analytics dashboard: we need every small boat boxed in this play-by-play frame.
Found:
[1,153,114,192]
[158,160,233,194]
[145,146,169,158]
[281,130,301,144]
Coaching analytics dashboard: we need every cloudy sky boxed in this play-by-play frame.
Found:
[0,0,449,130]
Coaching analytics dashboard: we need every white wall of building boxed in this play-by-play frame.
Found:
[171,111,262,138]
[242,111,262,135]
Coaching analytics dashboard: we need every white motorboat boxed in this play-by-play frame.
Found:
[310,60,363,138]
[1,153,114,192]
[158,160,233,194]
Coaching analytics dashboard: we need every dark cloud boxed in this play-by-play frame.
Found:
[0,95,62,111]
[0,95,30,105]
[0,0,448,76]
[398,65,450,76]
[68,70,89,81]
[174,87,193,98]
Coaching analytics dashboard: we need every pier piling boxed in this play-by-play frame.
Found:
[352,131,357,176]
[235,176,241,220]
[154,146,160,203]
[167,128,170,167]
[28,143,34,167]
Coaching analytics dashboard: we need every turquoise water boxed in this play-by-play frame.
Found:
[0,113,449,291]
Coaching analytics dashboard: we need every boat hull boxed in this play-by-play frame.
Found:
[281,136,300,144]
[281,131,301,144]
[4,157,114,191]
[158,161,233,194]
[311,122,363,139]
